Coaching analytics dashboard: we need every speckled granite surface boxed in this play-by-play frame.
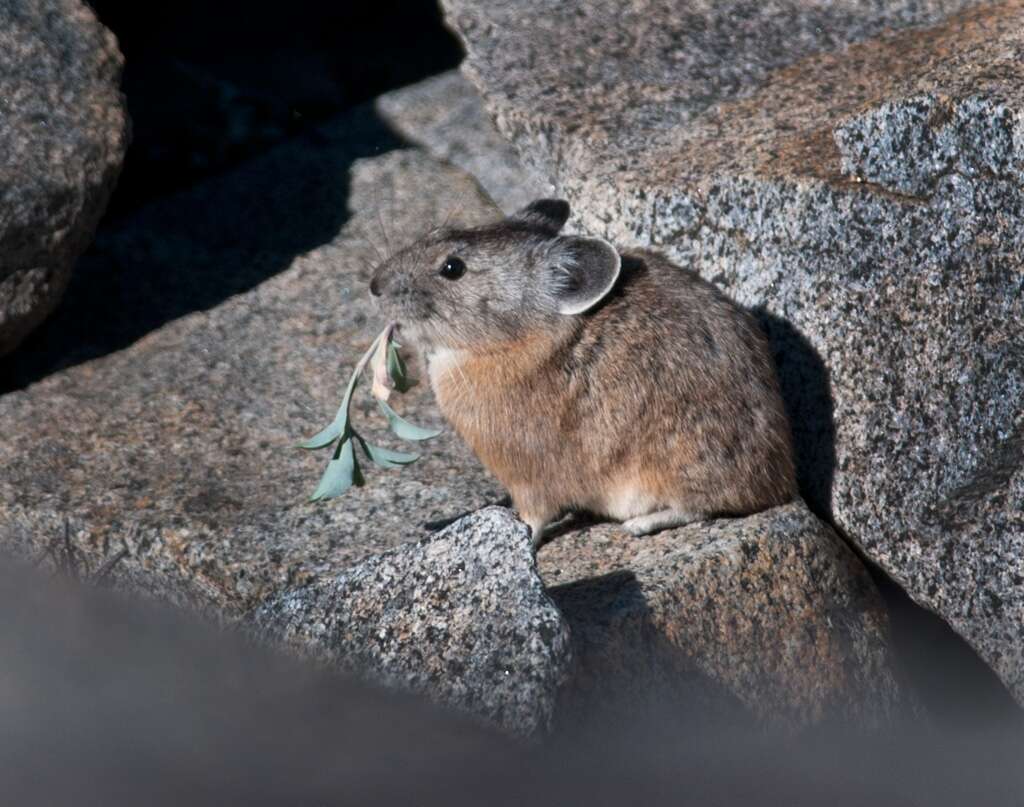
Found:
[443,0,1024,700]
[0,0,128,356]
[255,507,572,736]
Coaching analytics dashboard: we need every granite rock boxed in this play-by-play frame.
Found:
[0,0,128,356]
[0,110,503,615]
[540,501,901,729]
[256,507,573,736]
[375,71,552,213]
[443,0,1024,699]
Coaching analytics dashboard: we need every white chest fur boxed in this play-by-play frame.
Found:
[426,346,472,393]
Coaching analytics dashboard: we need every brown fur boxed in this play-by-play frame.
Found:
[430,251,797,533]
[369,200,797,542]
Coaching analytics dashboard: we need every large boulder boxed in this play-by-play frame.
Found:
[0,0,128,356]
[256,507,573,736]
[442,0,1024,699]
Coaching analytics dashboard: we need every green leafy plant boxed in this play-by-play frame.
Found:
[300,324,441,501]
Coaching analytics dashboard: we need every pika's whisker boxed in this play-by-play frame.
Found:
[358,233,385,267]
[372,184,394,261]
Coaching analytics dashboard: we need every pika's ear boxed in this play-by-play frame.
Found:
[549,236,621,315]
[511,199,570,234]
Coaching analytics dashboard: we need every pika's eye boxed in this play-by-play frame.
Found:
[439,255,466,280]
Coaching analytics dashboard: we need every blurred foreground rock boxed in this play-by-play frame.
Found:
[257,508,572,736]
[0,0,128,356]
[0,560,526,807]
[3,560,1020,807]
[443,0,1024,699]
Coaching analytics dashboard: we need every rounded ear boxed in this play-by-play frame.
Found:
[549,236,621,315]
[511,199,570,234]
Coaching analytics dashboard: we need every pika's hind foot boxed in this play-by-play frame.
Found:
[622,509,706,536]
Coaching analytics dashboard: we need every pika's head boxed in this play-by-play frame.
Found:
[368,199,621,350]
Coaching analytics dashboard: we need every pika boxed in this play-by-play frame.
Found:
[369,199,797,546]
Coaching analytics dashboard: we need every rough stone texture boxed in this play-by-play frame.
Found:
[256,507,573,736]
[0,0,128,356]
[0,110,503,615]
[540,501,901,729]
[376,71,552,212]
[443,0,1024,699]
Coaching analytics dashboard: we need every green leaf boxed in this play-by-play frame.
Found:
[386,343,415,393]
[377,399,442,441]
[299,370,360,450]
[298,420,343,450]
[355,434,420,468]
[309,438,363,501]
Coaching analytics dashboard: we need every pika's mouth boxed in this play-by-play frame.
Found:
[388,319,424,347]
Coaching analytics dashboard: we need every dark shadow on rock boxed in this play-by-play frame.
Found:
[0,108,408,394]
[547,570,750,736]
[752,306,836,520]
[89,0,464,219]
[868,563,1023,730]
[537,511,606,545]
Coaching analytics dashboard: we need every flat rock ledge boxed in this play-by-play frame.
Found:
[254,507,573,737]
[0,0,129,356]
[0,137,505,618]
[442,0,1024,701]
[540,500,902,730]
